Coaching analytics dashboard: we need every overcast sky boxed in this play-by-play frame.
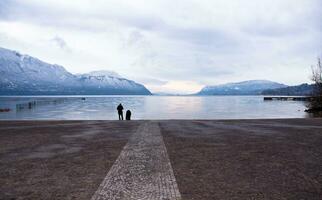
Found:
[0,0,321,94]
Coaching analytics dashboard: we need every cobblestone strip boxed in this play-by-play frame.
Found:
[91,122,181,200]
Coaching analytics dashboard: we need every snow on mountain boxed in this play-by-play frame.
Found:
[0,47,75,82]
[0,47,151,95]
[77,71,150,94]
[198,80,287,95]
[86,70,122,78]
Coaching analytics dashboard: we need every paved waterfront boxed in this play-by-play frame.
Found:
[1,119,322,199]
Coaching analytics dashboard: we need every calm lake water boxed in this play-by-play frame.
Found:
[0,95,310,120]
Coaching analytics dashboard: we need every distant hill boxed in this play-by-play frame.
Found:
[0,47,151,95]
[261,84,314,96]
[197,80,287,95]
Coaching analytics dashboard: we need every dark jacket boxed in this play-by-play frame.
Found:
[117,104,124,113]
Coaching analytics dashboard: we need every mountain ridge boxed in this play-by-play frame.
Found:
[0,47,151,95]
[261,83,314,96]
[197,80,288,95]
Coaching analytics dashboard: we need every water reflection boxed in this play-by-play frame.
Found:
[143,96,203,119]
[0,96,309,120]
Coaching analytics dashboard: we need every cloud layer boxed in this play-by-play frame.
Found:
[0,0,321,93]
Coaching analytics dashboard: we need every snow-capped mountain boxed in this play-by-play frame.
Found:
[84,70,123,78]
[76,70,151,95]
[0,47,151,95]
[197,80,287,95]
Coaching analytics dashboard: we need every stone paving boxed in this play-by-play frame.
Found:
[91,122,181,200]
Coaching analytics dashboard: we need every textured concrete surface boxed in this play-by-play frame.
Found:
[0,120,141,200]
[160,119,322,200]
[1,119,322,200]
[92,122,181,200]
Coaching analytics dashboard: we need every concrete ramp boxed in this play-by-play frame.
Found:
[91,122,181,200]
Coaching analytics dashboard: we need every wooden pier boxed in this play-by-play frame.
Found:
[263,96,313,101]
[15,98,79,111]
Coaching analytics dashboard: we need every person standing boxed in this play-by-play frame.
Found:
[117,103,124,120]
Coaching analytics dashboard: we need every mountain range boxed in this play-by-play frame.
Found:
[197,80,315,96]
[0,47,151,95]
[0,47,313,96]
[197,80,288,95]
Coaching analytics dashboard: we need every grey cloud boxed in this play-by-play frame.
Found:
[51,36,68,49]
[122,16,240,52]
[242,16,318,38]
[135,77,168,86]
[120,15,165,31]
[164,27,236,46]
[0,1,164,33]
[0,1,108,31]
[0,0,11,19]
[126,30,145,46]
[244,23,306,37]
[51,36,70,51]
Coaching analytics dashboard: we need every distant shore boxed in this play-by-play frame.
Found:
[1,119,322,199]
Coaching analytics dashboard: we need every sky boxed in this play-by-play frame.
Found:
[0,0,321,94]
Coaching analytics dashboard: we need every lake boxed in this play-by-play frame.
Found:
[0,95,310,120]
